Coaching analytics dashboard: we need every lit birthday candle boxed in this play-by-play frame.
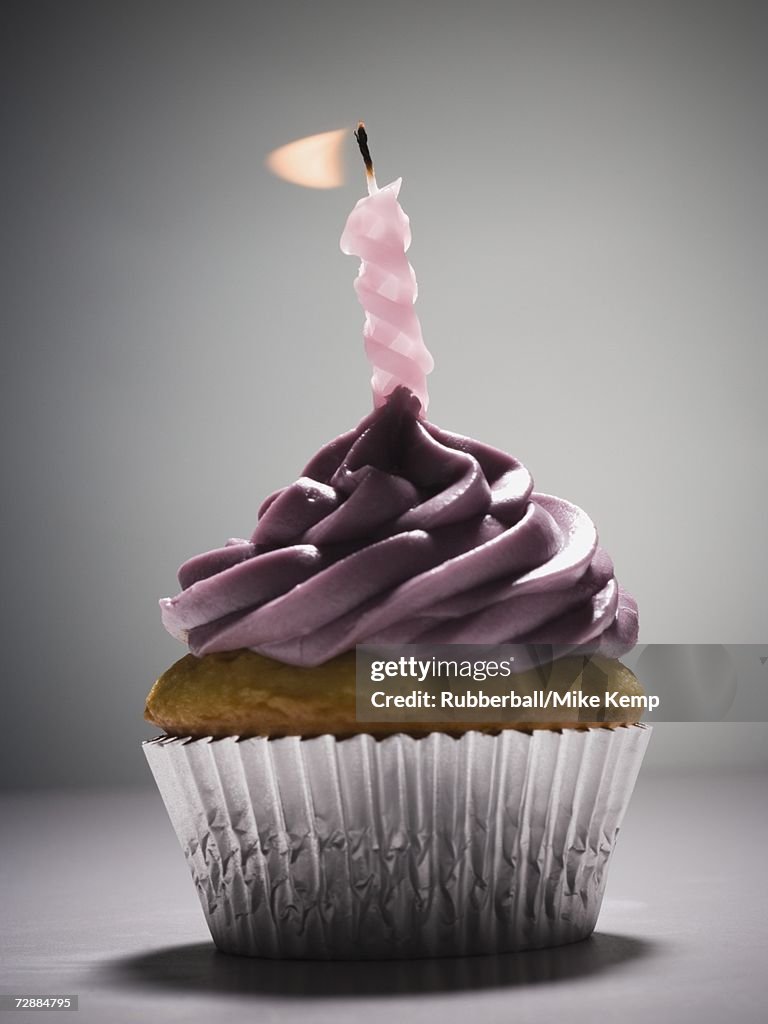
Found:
[340,123,434,414]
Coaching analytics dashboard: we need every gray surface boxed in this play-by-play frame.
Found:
[1,0,767,788]
[2,770,766,1023]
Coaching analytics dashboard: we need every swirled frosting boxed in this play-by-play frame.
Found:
[161,387,637,666]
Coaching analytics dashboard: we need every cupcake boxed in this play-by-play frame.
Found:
[144,128,650,959]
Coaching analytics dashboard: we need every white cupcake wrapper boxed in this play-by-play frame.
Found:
[144,725,651,959]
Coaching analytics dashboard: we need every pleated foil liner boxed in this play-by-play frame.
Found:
[144,725,651,959]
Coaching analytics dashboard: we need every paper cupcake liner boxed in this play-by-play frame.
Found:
[144,725,650,959]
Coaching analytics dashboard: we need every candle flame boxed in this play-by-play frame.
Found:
[265,128,348,189]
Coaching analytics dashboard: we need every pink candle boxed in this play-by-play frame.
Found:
[340,124,434,414]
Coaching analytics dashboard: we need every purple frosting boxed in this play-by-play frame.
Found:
[160,387,638,666]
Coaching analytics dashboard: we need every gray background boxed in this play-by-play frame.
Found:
[1,0,766,788]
